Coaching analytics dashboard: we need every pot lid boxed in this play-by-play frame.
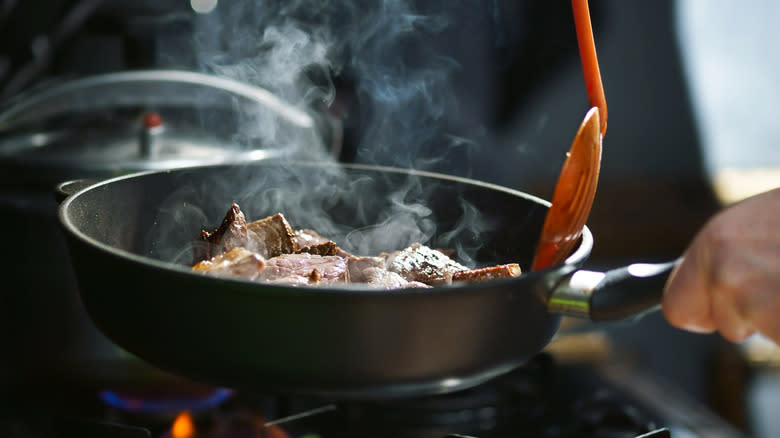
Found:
[0,70,319,174]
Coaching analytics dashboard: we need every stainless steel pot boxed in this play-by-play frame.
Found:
[0,70,331,392]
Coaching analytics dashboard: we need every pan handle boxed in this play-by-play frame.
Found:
[54,178,101,203]
[548,259,681,321]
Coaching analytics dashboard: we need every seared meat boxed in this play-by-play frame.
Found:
[294,228,350,257]
[191,207,523,288]
[452,263,521,283]
[246,213,297,258]
[347,257,431,289]
[297,240,338,256]
[192,247,264,279]
[293,229,330,248]
[257,253,348,286]
[385,243,469,285]
[193,203,248,263]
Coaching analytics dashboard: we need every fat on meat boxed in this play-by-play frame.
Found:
[385,243,469,285]
[192,247,264,279]
[347,257,431,289]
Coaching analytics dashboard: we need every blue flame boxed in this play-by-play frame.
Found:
[98,388,233,414]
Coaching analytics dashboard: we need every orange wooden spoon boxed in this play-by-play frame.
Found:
[531,0,605,271]
[572,0,607,137]
[531,107,602,270]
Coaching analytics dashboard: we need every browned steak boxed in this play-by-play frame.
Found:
[193,203,248,263]
[257,253,347,286]
[293,229,330,247]
[246,213,296,258]
[347,257,431,289]
[192,247,264,279]
[385,243,469,285]
[192,206,523,288]
[452,263,521,283]
[297,240,338,256]
[294,229,352,257]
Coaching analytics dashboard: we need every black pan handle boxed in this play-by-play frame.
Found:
[548,259,681,321]
[589,259,680,321]
[54,178,101,203]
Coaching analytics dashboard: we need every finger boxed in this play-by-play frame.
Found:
[686,196,777,342]
[662,244,716,333]
[710,281,756,343]
[711,244,780,343]
[664,187,780,341]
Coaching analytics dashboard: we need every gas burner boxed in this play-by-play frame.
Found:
[573,389,657,435]
[332,354,556,436]
[159,409,291,438]
[0,354,746,438]
[99,388,234,415]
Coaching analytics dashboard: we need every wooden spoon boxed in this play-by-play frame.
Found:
[530,0,605,271]
[531,107,602,271]
[572,0,607,136]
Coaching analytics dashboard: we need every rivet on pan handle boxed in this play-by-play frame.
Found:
[548,259,681,321]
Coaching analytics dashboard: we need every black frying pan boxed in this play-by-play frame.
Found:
[57,161,676,399]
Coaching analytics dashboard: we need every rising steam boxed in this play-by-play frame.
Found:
[149,0,501,268]
[191,0,465,167]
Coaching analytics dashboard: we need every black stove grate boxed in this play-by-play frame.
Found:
[0,354,738,438]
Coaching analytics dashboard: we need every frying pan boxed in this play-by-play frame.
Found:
[57,161,676,399]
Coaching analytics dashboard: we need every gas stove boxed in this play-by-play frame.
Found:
[0,353,745,438]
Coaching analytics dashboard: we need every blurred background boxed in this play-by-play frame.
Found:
[0,0,778,436]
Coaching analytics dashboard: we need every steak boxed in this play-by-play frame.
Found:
[193,203,248,263]
[347,257,431,289]
[191,205,524,289]
[297,240,338,256]
[294,229,350,257]
[293,229,330,247]
[246,213,297,258]
[452,263,522,283]
[192,247,264,279]
[257,253,348,286]
[385,243,469,285]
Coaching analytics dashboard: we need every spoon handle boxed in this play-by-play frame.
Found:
[572,0,607,136]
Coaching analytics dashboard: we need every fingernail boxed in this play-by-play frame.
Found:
[681,322,716,334]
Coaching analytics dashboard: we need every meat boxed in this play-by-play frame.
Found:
[293,229,330,248]
[191,204,522,289]
[294,229,346,257]
[246,213,297,258]
[297,240,338,256]
[193,203,248,263]
[385,243,469,285]
[347,257,431,289]
[452,263,522,283]
[192,247,264,279]
[257,253,347,286]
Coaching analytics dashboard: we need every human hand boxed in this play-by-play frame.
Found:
[662,186,780,343]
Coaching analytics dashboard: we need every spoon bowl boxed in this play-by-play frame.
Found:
[532,106,602,271]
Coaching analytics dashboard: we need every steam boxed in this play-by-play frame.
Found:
[343,2,460,166]
[191,0,465,166]
[149,0,501,268]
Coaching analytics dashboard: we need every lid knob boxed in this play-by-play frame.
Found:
[139,111,164,157]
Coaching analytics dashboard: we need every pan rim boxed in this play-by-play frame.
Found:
[58,161,593,296]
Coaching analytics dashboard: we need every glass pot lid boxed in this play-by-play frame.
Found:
[0,70,320,174]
